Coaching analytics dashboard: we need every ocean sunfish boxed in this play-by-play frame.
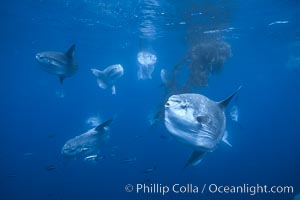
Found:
[61,119,113,158]
[35,44,78,84]
[164,86,242,168]
[91,64,124,94]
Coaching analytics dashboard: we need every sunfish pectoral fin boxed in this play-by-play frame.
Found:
[222,131,232,147]
[111,85,116,95]
[218,86,242,109]
[183,151,206,170]
[95,119,113,132]
[65,44,76,58]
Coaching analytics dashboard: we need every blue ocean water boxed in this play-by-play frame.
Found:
[1,0,300,199]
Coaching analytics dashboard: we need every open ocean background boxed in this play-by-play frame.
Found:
[0,0,299,199]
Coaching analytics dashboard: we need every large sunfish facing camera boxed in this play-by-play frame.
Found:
[61,119,113,158]
[164,86,242,168]
[35,44,78,84]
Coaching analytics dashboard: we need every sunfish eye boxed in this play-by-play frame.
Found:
[181,101,189,108]
[180,104,187,109]
[165,102,170,107]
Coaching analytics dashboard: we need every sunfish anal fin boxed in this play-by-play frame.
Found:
[218,86,242,109]
[222,131,232,147]
[183,151,206,169]
[59,76,65,85]
[65,44,76,58]
[95,119,113,132]
[111,85,116,95]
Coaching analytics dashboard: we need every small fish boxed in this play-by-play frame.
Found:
[143,166,156,174]
[230,105,239,122]
[23,152,33,156]
[36,44,78,84]
[91,64,124,94]
[120,157,136,164]
[268,21,289,26]
[80,147,91,152]
[84,154,105,162]
[45,165,56,171]
[191,12,202,16]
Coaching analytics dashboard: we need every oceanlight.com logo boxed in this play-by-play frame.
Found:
[124,183,294,196]
[207,184,294,196]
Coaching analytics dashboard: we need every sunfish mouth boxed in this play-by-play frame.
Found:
[35,54,41,60]
[197,128,215,139]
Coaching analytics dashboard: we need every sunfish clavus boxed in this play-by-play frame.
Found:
[164,86,242,168]
[35,44,78,84]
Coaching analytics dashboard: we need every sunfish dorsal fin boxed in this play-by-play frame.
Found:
[218,86,242,109]
[95,119,113,132]
[65,44,76,58]
[183,151,206,169]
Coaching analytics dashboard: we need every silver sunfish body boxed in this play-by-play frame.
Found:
[91,64,124,95]
[35,44,78,84]
[61,119,113,158]
[164,86,242,168]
